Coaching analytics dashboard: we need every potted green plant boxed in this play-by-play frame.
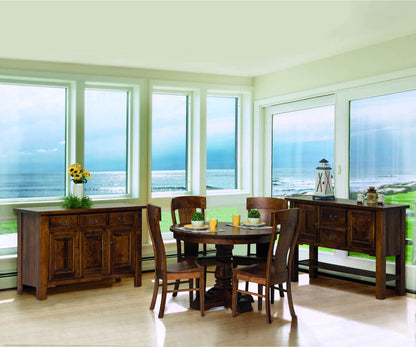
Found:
[248,209,261,224]
[191,212,205,227]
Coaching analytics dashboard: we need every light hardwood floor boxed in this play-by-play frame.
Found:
[0,269,414,347]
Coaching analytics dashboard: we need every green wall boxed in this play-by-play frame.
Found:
[254,33,416,100]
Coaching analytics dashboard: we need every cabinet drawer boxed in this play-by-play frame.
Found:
[109,211,134,226]
[320,207,346,227]
[319,227,347,248]
[49,215,78,230]
[80,213,107,228]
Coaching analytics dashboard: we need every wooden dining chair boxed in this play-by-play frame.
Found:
[232,208,300,323]
[147,203,205,318]
[233,197,288,298]
[171,196,216,296]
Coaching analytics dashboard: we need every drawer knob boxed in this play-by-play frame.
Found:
[329,215,337,221]
[104,241,107,245]
[110,241,113,245]
[329,234,337,240]
[59,220,69,226]
[75,244,78,248]
[89,218,98,225]
[118,217,126,223]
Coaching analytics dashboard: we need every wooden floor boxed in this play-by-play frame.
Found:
[0,270,414,347]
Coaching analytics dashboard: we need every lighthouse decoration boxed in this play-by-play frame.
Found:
[313,159,334,200]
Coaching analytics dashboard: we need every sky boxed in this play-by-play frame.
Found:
[1,84,415,175]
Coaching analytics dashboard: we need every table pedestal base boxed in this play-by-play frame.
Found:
[191,287,254,313]
[190,244,254,312]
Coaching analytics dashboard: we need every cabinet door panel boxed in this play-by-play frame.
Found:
[297,204,318,243]
[348,210,375,252]
[49,231,80,281]
[81,230,107,277]
[109,228,133,274]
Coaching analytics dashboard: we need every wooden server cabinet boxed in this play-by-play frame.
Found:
[15,203,145,300]
[286,196,408,299]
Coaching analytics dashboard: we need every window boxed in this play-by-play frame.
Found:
[206,96,238,190]
[151,93,189,193]
[349,89,416,265]
[272,102,335,197]
[84,88,129,195]
[0,83,67,199]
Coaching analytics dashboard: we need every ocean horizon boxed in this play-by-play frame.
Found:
[0,169,415,199]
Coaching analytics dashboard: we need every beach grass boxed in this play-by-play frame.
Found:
[0,221,17,235]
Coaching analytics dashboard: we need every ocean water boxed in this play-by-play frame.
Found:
[272,168,416,197]
[0,169,236,198]
[0,169,414,199]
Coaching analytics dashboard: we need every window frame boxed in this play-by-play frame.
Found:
[267,95,336,198]
[0,77,71,203]
[83,83,135,199]
[206,92,241,193]
[150,88,193,198]
[256,72,416,292]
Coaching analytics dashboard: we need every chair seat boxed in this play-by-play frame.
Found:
[196,255,216,267]
[233,254,266,266]
[167,260,204,274]
[234,263,289,284]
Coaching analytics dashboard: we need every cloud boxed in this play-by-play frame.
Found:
[37,148,58,153]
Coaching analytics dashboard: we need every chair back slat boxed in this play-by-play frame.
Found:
[146,204,167,273]
[247,197,287,225]
[270,208,300,273]
[171,196,206,224]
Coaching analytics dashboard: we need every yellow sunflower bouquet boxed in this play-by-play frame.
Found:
[67,163,92,184]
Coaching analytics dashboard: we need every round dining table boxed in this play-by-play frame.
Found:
[170,222,273,312]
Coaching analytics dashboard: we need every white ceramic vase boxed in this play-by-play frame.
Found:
[73,183,84,199]
[248,217,260,225]
[191,220,204,227]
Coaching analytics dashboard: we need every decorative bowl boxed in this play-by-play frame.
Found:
[191,220,204,227]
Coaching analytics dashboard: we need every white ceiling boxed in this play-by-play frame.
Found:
[1,1,416,77]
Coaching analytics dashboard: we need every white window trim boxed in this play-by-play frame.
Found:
[255,69,416,291]
[149,81,253,207]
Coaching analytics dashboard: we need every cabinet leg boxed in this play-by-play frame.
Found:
[395,254,405,295]
[309,246,318,279]
[115,278,121,283]
[36,286,47,300]
[395,209,406,296]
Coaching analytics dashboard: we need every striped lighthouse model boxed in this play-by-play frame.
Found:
[313,158,334,200]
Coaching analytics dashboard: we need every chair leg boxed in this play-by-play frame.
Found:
[158,281,168,318]
[198,276,205,317]
[271,286,275,304]
[265,285,272,324]
[173,240,182,298]
[150,276,159,310]
[245,281,249,292]
[286,280,297,318]
[232,272,238,317]
[279,284,284,297]
[172,280,180,297]
[258,284,262,311]
[189,279,194,306]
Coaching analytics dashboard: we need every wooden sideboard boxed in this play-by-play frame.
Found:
[286,196,409,299]
[15,203,145,300]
